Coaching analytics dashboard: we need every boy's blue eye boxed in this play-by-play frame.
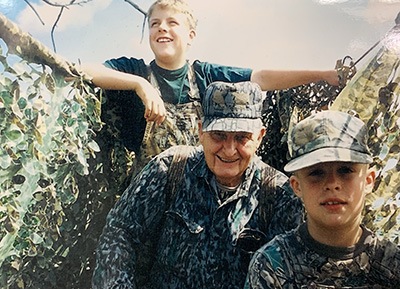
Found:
[306,165,355,178]
[338,166,354,174]
[307,167,325,177]
[308,169,324,177]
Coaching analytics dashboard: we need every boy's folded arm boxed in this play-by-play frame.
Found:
[78,63,166,124]
[250,69,339,91]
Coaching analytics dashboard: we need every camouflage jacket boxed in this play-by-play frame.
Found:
[92,145,303,289]
[245,223,400,289]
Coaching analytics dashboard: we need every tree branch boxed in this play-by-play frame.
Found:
[23,0,45,25]
[124,0,147,16]
[51,7,65,52]
[41,0,92,7]
[123,0,147,42]
[0,12,77,76]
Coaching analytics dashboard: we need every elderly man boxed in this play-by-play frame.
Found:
[92,81,304,289]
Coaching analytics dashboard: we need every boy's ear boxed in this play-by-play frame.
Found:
[290,175,303,198]
[188,30,196,45]
[364,168,376,195]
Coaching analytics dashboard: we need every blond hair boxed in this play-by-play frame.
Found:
[147,0,198,30]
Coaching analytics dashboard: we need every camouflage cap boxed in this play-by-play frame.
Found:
[284,110,373,173]
[201,81,264,133]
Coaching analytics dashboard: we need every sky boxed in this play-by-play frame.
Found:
[1,0,400,71]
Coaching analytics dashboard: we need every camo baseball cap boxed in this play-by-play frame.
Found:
[201,81,264,133]
[284,110,373,173]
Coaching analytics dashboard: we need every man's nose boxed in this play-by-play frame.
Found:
[222,137,237,156]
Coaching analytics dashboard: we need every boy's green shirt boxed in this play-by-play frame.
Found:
[103,57,252,153]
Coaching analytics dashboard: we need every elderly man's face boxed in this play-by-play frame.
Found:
[199,123,265,187]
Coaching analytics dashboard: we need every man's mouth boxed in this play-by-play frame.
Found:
[217,156,238,163]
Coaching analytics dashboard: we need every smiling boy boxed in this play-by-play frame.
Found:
[81,0,339,171]
[244,110,400,288]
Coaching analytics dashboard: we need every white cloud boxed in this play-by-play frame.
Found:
[313,0,400,24]
[379,0,400,3]
[364,0,400,24]
[313,0,350,5]
[16,0,112,35]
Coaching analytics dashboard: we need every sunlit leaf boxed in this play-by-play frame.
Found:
[29,232,43,245]
[88,140,100,152]
[0,153,11,169]
[33,128,43,145]
[383,158,399,173]
[43,72,55,94]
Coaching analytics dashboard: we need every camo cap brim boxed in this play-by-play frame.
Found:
[284,110,373,173]
[202,117,263,133]
[284,147,373,172]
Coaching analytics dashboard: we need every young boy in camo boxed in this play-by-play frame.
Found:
[81,0,339,172]
[91,81,304,289]
[244,110,400,289]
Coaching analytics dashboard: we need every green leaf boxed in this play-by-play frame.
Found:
[0,153,11,169]
[0,91,12,106]
[5,128,22,141]
[44,73,55,94]
[29,232,43,245]
[17,97,27,110]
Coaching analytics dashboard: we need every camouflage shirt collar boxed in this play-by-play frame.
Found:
[299,222,372,260]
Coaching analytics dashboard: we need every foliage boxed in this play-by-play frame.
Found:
[331,27,400,243]
[0,39,114,288]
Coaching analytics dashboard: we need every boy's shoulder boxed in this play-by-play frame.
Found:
[104,56,148,75]
[368,230,400,269]
[259,227,300,255]
[252,227,301,272]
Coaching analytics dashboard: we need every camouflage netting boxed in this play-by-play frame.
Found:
[0,13,128,289]
[330,24,400,243]
[0,11,399,289]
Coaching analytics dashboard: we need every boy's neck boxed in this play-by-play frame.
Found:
[155,57,187,70]
[307,220,363,247]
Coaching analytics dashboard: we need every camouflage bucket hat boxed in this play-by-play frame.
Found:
[284,110,373,173]
[201,81,264,133]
